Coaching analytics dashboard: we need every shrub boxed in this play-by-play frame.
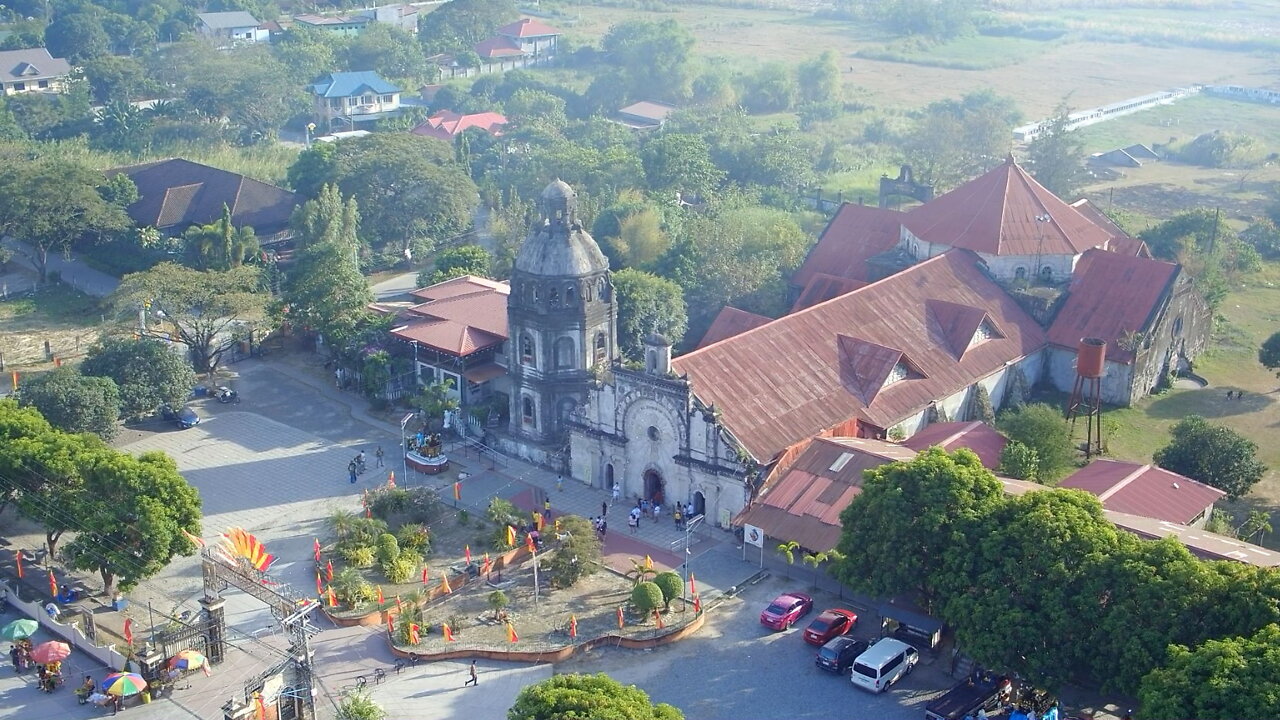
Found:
[368,487,412,520]
[382,556,418,584]
[487,498,523,528]
[447,613,467,635]
[341,545,377,569]
[335,691,387,720]
[348,517,389,545]
[631,581,664,615]
[402,487,443,525]
[488,590,509,618]
[333,568,376,608]
[376,533,401,566]
[998,441,1040,482]
[396,523,431,553]
[545,516,603,589]
[653,571,683,609]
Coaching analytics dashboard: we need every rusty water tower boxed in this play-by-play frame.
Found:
[1066,337,1107,458]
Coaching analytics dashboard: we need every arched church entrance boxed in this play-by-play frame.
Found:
[693,491,706,517]
[643,469,665,502]
[605,463,615,490]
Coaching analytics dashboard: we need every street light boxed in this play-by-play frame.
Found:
[305,122,316,147]
[682,515,704,601]
[400,412,415,485]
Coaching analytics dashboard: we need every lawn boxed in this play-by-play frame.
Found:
[1074,96,1280,155]
[0,284,110,368]
[855,34,1055,70]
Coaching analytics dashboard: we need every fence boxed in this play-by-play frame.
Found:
[1,579,130,672]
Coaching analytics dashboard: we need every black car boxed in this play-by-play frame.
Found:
[816,636,869,674]
[160,404,200,429]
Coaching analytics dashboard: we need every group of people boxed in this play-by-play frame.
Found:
[77,675,123,712]
[590,516,608,539]
[8,640,32,672]
[37,662,64,692]
[626,497,700,534]
[10,643,66,693]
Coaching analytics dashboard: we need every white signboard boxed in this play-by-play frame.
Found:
[744,524,764,548]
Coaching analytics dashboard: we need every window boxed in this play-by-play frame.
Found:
[37,80,48,89]
[346,97,357,107]
[522,396,536,426]
[1039,266,1053,281]
[647,426,660,441]
[330,98,343,110]
[829,453,854,472]
[594,333,608,365]
[1014,266,1027,280]
[520,334,535,367]
[548,287,559,307]
[554,337,575,369]
[13,82,24,92]
[380,94,393,104]
[565,285,577,305]
[885,361,909,386]
[361,94,373,105]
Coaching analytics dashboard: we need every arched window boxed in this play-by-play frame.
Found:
[594,333,608,365]
[554,337,575,369]
[548,287,559,307]
[520,334,535,367]
[522,396,536,426]
[1040,266,1053,282]
[1014,266,1027,280]
[530,284,539,303]
[565,284,577,305]
[584,283,593,302]
[597,278,610,302]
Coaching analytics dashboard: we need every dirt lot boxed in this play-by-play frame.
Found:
[0,277,115,370]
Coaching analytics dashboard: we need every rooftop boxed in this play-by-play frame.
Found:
[197,11,261,29]
[0,48,71,84]
[791,273,867,312]
[792,204,903,289]
[106,158,299,236]
[411,111,508,141]
[618,101,679,125]
[474,36,527,59]
[697,306,772,349]
[390,276,510,357]
[1060,459,1225,525]
[309,71,400,99]
[902,421,1007,470]
[496,18,562,37]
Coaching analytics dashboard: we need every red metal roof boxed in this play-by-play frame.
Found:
[411,111,508,141]
[696,306,772,349]
[901,421,1007,470]
[390,276,509,356]
[792,204,903,289]
[791,273,866,312]
[1060,459,1224,525]
[1046,248,1180,364]
[672,251,1046,462]
[903,158,1113,257]
[1069,199,1151,257]
[497,18,561,37]
[473,36,527,58]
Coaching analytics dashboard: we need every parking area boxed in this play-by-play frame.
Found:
[560,574,949,720]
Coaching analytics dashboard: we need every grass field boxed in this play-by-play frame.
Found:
[0,284,110,368]
[855,34,1056,70]
[1074,96,1280,155]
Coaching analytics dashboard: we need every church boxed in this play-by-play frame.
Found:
[489,160,1210,532]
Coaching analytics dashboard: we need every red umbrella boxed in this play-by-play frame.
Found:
[30,641,71,664]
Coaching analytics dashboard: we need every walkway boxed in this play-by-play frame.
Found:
[0,238,120,298]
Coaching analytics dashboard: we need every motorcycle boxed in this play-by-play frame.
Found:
[217,387,241,404]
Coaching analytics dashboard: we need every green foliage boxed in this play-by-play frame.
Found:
[796,51,842,105]
[612,268,688,359]
[181,205,259,271]
[641,133,724,199]
[1241,218,1280,260]
[1260,331,1280,376]
[1174,130,1263,168]
[1139,624,1280,720]
[82,335,198,420]
[487,497,524,528]
[419,245,492,287]
[902,91,1020,190]
[340,545,376,569]
[1153,415,1267,500]
[382,555,418,584]
[508,673,684,720]
[997,440,1040,481]
[418,0,516,54]
[375,533,401,566]
[288,142,338,199]
[348,517,390,546]
[506,88,568,131]
[1139,209,1257,310]
[544,516,602,589]
[343,24,429,84]
[285,185,372,349]
[396,523,431,553]
[834,448,1004,607]
[18,368,120,440]
[1026,103,1088,200]
[488,590,509,615]
[368,487,413,521]
[601,20,696,104]
[742,62,797,113]
[631,581,665,615]
[652,571,683,609]
[777,540,800,565]
[997,403,1076,481]
[112,263,268,373]
[336,691,388,720]
[875,0,975,38]
[970,384,995,425]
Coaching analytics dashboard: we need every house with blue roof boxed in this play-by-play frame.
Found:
[309,71,403,130]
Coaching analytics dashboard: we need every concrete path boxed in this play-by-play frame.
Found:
[0,238,121,298]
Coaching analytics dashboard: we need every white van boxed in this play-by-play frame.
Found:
[850,637,919,693]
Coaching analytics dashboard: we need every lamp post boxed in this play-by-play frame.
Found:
[682,515,704,600]
[400,412,415,484]
[305,122,316,147]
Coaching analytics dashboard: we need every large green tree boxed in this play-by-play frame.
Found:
[81,338,198,421]
[181,205,260,271]
[18,367,121,440]
[284,186,372,351]
[1153,415,1267,500]
[996,402,1076,481]
[641,133,724,199]
[1026,103,1088,200]
[903,91,1021,190]
[418,0,516,54]
[62,450,202,595]
[113,263,269,373]
[796,51,842,105]
[1139,623,1280,720]
[833,447,1004,609]
[1260,330,1280,377]
[418,244,491,287]
[601,20,696,103]
[344,23,429,83]
[508,673,683,720]
[612,268,688,359]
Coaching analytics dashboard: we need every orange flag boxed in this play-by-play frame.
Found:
[440,575,452,594]
[525,532,536,553]
[376,586,384,604]
[255,694,266,720]
[505,525,516,547]
[48,569,57,598]
[533,511,544,531]
[123,618,134,646]
[617,606,625,629]
[464,545,472,564]
[421,566,429,584]
[10,371,17,391]
[327,586,337,607]
[693,593,702,614]
[313,538,321,562]
[644,554,653,570]
[689,573,698,595]
[14,550,22,579]
[481,554,492,574]
[408,623,420,645]
[395,596,403,612]
[442,623,455,642]
[326,560,333,582]
[315,571,323,596]
[453,482,461,501]
[387,472,396,488]
[506,622,519,643]
[654,610,665,629]
[568,615,577,639]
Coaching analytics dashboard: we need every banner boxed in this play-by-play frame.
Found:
[744,524,765,548]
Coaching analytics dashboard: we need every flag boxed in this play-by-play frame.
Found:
[123,618,134,646]
[689,573,698,595]
[327,586,337,607]
[506,622,519,643]
[654,610,665,629]
[255,694,266,720]
[555,517,562,532]
[644,555,653,570]
[568,615,577,639]
[442,623,455,642]
[505,525,516,547]
[182,529,207,548]
[525,532,536,554]
[14,550,22,579]
[376,586,384,604]
[693,593,702,614]
[315,571,322,596]
[464,545,471,564]
[326,560,333,582]
[481,554,492,575]
[408,623,420,645]
[395,596,403,612]
[313,538,321,562]
[421,566,429,584]
[440,575,452,595]
[387,472,396,488]
[54,357,62,367]
[617,607,625,630]
[366,506,372,518]
[453,482,461,501]
[48,569,57,598]
[10,371,17,391]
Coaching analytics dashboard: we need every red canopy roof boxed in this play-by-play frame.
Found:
[1061,459,1224,525]
[391,276,509,356]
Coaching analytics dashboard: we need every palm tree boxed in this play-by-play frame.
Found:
[1239,511,1273,543]
[802,549,846,590]
[777,540,800,566]
[624,558,657,587]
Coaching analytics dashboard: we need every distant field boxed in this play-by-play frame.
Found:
[1074,96,1280,154]
[855,34,1055,70]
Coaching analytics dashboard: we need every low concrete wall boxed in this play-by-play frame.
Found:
[1,579,129,671]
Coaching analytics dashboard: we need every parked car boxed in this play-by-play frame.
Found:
[850,637,918,693]
[759,592,813,631]
[815,636,869,674]
[160,404,200,429]
[803,608,858,645]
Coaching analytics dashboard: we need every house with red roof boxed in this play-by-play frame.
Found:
[459,17,562,74]
[495,18,561,56]
[410,111,508,142]
[1060,459,1224,527]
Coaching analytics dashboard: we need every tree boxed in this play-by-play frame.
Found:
[1026,103,1088,200]
[903,91,1020,190]
[997,440,1040,481]
[82,55,154,104]
[8,419,109,557]
[287,141,339,199]
[45,10,111,63]
[18,368,121,440]
[601,20,696,103]
[1139,624,1280,720]
[777,540,800,566]
[410,380,459,432]
[833,448,1004,609]
[744,62,798,113]
[802,549,844,589]
[487,590,509,619]
[632,581,664,615]
[544,515,602,589]
[505,88,568,131]
[1242,218,1280,260]
[641,133,724,199]
[113,263,269,373]
[996,403,1076,481]
[612,269,688,359]
[344,24,428,83]
[81,338,198,421]
[797,51,841,105]
[969,384,995,425]
[62,450,202,595]
[653,571,683,609]
[1153,415,1267,500]
[1258,331,1280,377]
[508,673,683,720]
[0,157,131,280]
[419,0,516,54]
[181,205,259,271]
[418,245,491,287]
[284,186,372,350]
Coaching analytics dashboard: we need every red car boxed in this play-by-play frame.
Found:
[759,592,814,631]
[803,608,858,645]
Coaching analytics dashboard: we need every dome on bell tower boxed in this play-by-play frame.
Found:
[514,180,609,277]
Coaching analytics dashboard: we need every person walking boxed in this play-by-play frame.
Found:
[375,446,385,468]
[464,660,478,687]
[543,497,553,521]
[556,474,564,491]
[348,462,358,484]
[599,517,607,538]
[612,484,620,505]
[601,500,608,517]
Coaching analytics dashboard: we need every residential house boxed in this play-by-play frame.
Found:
[616,101,678,130]
[0,48,71,95]
[106,158,300,241]
[495,18,561,56]
[1060,459,1225,528]
[309,71,402,130]
[451,17,562,77]
[292,4,418,36]
[410,111,508,142]
[197,12,269,46]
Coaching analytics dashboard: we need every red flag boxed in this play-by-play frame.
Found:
[408,623,420,645]
[617,606,625,629]
[568,615,577,639]
[689,573,698,596]
[14,550,22,579]
[453,482,461,501]
[376,585,384,604]
[464,545,472,564]
[123,618,134,646]
[315,571,323,596]
[53,357,62,367]
[421,566,429,584]
[395,595,403,612]
[525,532,536,553]
[506,622,519,643]
[442,623,455,642]
[481,554,492,575]
[366,506,372,518]
[48,569,57,598]
[326,560,333,582]
[255,694,266,720]
[327,586,337,607]
[654,610,665,629]
[693,593,702,614]
[313,538,321,562]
